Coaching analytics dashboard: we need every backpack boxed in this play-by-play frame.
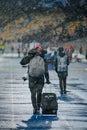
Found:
[29,55,45,77]
[57,55,68,72]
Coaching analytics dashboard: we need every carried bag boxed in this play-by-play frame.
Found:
[29,55,45,77]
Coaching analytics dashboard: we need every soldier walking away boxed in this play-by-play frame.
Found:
[20,47,45,114]
[55,47,69,95]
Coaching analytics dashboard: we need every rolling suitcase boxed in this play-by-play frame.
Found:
[41,93,58,115]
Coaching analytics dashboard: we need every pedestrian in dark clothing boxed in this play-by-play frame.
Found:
[55,47,69,94]
[52,51,57,67]
[35,46,51,84]
[17,47,21,58]
[79,46,83,54]
[85,49,87,60]
[20,48,44,114]
[43,52,51,84]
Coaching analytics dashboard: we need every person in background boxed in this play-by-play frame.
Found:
[11,45,14,53]
[52,51,57,68]
[55,47,69,95]
[43,51,51,84]
[17,44,21,58]
[22,47,28,57]
[85,49,87,60]
[79,46,83,54]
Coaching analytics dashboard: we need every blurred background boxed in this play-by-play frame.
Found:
[0,0,87,57]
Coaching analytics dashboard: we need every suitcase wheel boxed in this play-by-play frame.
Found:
[42,109,57,115]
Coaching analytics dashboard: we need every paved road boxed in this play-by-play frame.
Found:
[0,56,87,130]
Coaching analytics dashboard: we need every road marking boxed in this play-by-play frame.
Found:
[10,61,15,128]
[69,69,87,72]
[58,106,73,130]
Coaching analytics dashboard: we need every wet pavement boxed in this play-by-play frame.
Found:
[0,56,87,130]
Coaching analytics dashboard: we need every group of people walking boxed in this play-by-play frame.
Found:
[20,44,70,114]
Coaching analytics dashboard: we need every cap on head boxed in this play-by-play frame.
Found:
[35,45,42,50]
[58,47,64,52]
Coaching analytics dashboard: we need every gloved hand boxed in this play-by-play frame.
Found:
[22,77,27,81]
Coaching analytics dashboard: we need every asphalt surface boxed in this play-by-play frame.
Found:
[0,55,87,130]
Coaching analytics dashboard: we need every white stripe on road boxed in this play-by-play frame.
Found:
[10,60,15,128]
